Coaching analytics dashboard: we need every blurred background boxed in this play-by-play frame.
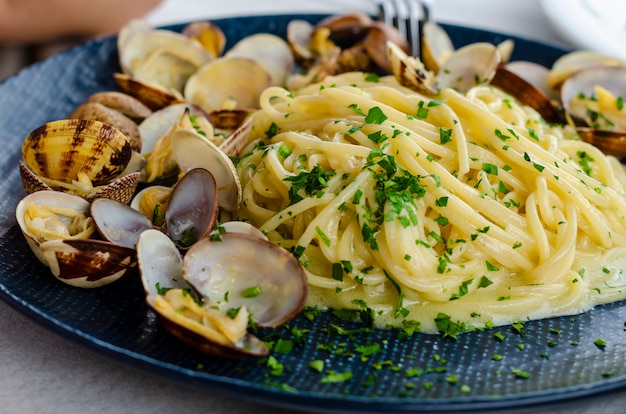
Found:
[1,0,623,81]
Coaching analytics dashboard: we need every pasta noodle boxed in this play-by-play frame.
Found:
[233,71,626,333]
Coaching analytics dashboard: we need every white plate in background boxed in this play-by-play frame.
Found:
[541,0,626,60]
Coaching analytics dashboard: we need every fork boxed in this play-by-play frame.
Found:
[374,0,432,59]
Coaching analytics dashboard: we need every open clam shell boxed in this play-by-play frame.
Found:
[170,127,242,211]
[114,73,185,112]
[137,229,269,358]
[561,66,626,129]
[387,41,438,96]
[214,220,268,240]
[119,28,211,79]
[16,190,95,265]
[137,228,186,295]
[90,198,153,249]
[16,190,137,288]
[225,33,295,87]
[183,233,308,328]
[491,65,563,124]
[546,50,626,94]
[436,42,501,92]
[184,57,273,111]
[41,238,136,288]
[421,21,454,73]
[165,168,219,249]
[181,21,226,59]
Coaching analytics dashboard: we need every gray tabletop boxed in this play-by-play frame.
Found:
[2,1,625,413]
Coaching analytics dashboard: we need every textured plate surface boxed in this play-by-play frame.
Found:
[1,14,625,413]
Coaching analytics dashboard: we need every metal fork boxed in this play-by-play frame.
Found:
[374,0,432,59]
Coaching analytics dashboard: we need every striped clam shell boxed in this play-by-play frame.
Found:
[21,119,132,186]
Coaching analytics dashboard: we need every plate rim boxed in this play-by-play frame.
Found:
[2,13,625,414]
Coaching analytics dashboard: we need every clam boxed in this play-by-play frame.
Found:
[16,190,136,288]
[388,39,501,95]
[141,106,194,184]
[164,168,219,249]
[213,220,268,240]
[286,19,317,65]
[183,233,308,328]
[387,41,438,95]
[19,119,142,203]
[69,101,143,152]
[561,66,626,130]
[114,73,185,111]
[420,21,454,73]
[130,184,171,227]
[16,190,95,265]
[181,21,226,59]
[118,26,212,82]
[40,238,137,288]
[131,48,198,96]
[137,229,270,358]
[225,33,295,87]
[90,198,153,248]
[81,91,153,121]
[560,66,626,157]
[490,64,563,124]
[436,42,501,92]
[170,127,242,211]
[546,50,626,94]
[502,60,558,100]
[138,103,193,156]
[286,13,409,87]
[184,57,273,111]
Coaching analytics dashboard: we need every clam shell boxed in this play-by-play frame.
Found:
[577,128,626,158]
[491,65,563,124]
[69,102,142,152]
[184,57,273,111]
[421,21,454,73]
[387,41,437,96]
[561,66,626,127]
[170,127,242,211]
[91,197,153,248]
[132,47,198,95]
[546,50,626,93]
[119,28,211,77]
[225,33,295,87]
[363,21,410,74]
[82,91,152,121]
[137,228,185,295]
[165,168,219,249]
[41,238,136,288]
[15,190,94,265]
[114,73,185,111]
[436,42,501,92]
[214,221,268,240]
[182,21,226,59]
[216,115,252,157]
[21,119,132,186]
[183,233,308,328]
[137,229,269,358]
[286,19,316,65]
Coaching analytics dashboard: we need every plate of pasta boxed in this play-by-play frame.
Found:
[1,13,626,414]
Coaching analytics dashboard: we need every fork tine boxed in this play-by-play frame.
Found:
[375,0,394,27]
[375,0,431,59]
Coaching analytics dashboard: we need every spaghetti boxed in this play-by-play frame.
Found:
[233,72,626,333]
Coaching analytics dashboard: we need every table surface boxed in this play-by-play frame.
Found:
[2,1,626,413]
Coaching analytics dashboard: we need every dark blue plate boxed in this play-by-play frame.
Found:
[1,14,624,414]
